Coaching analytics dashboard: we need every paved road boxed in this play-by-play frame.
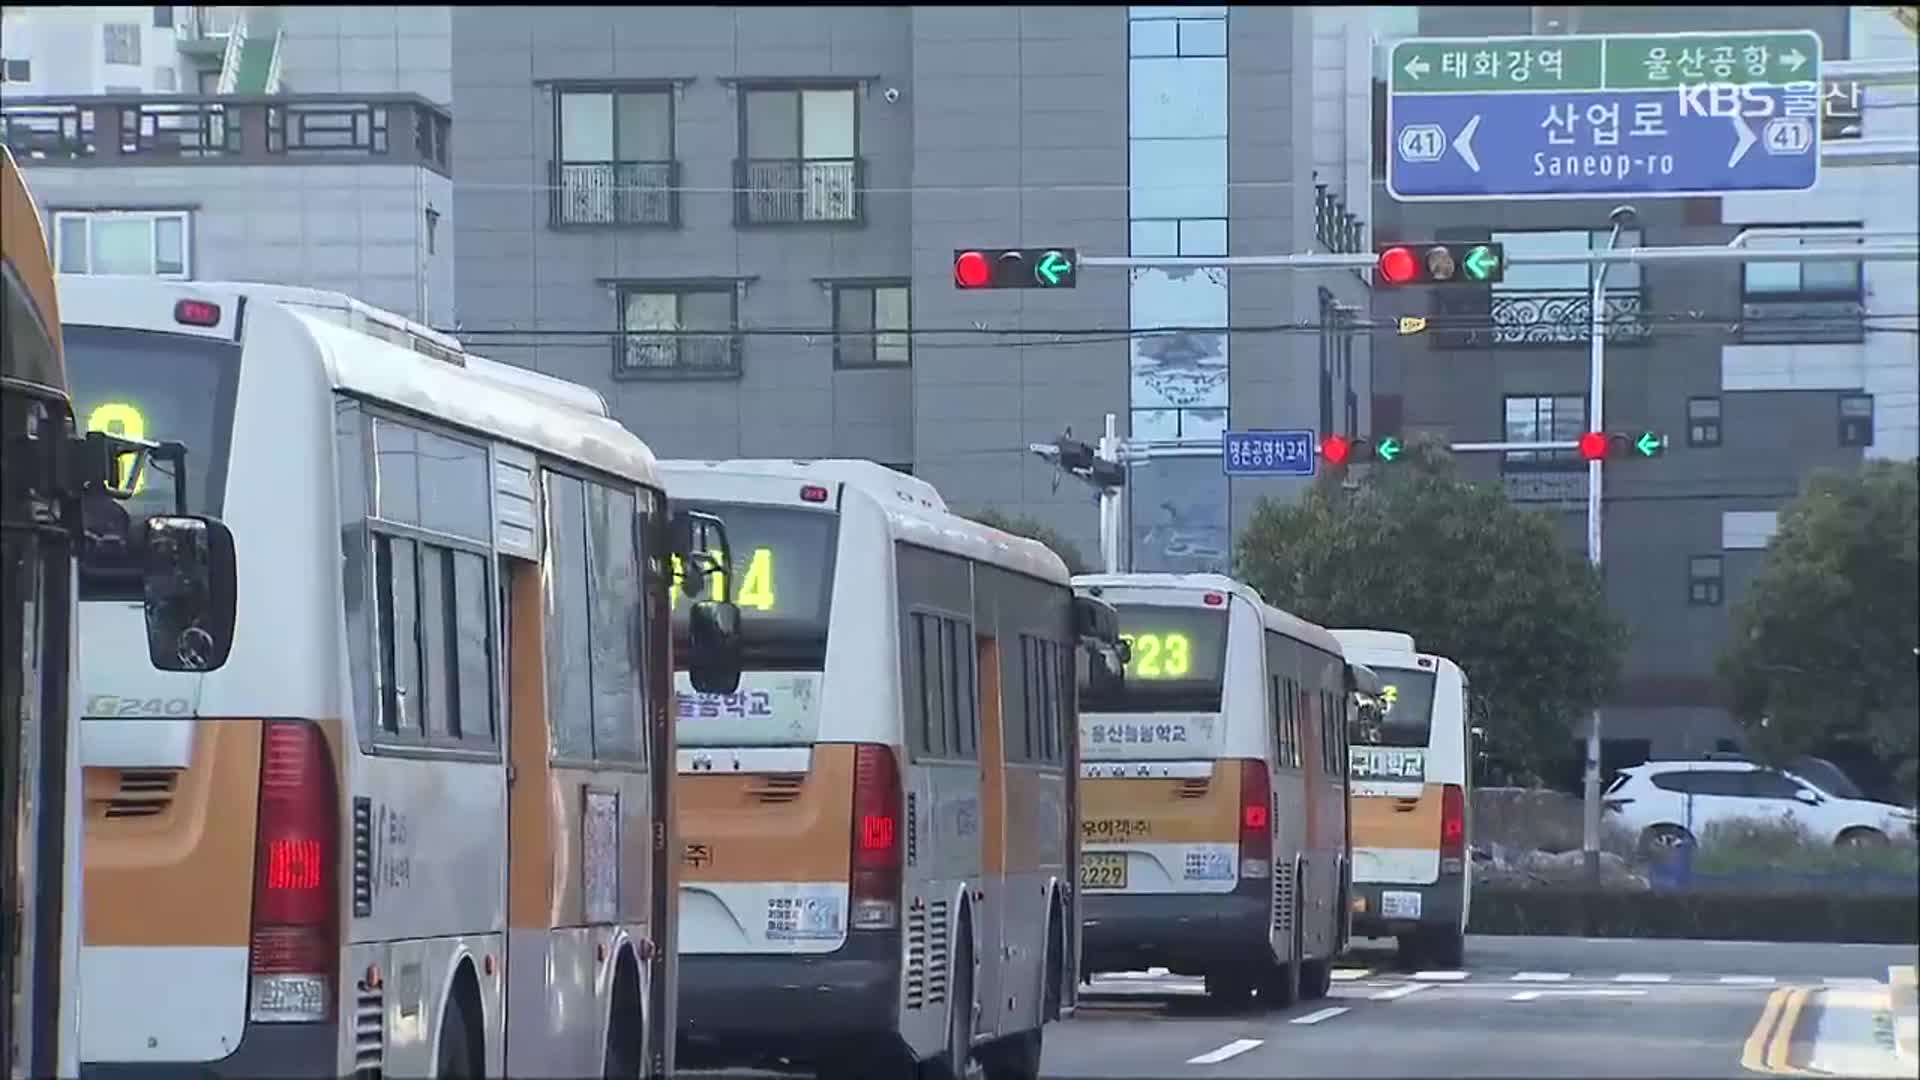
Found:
[687,935,1919,1079]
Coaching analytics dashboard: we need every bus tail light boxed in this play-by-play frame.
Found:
[1238,760,1272,880]
[1440,783,1466,874]
[249,720,339,1023]
[850,743,903,930]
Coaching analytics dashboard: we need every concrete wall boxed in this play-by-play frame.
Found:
[279,6,453,105]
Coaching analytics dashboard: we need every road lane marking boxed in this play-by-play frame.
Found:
[1823,977,1880,988]
[1188,1039,1263,1065]
[1512,972,1571,982]
[1766,987,1813,1073]
[1720,975,1778,985]
[1371,983,1428,1001]
[1741,988,1794,1074]
[1291,1007,1349,1025]
[1331,968,1371,981]
[1412,970,1468,981]
[1615,973,1671,983]
[1511,989,1647,1001]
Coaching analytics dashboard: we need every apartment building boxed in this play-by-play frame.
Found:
[0,5,454,324]
[450,5,1376,567]
[1369,5,1916,775]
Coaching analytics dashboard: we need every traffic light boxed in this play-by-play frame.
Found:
[953,247,1078,290]
[1053,436,1124,487]
[1374,242,1505,286]
[1318,434,1404,466]
[1577,431,1668,462]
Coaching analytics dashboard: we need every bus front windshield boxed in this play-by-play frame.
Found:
[1353,665,1437,749]
[63,326,242,600]
[1079,603,1229,714]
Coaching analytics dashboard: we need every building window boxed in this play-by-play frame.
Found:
[1688,555,1724,608]
[52,211,190,278]
[1687,396,1722,448]
[103,23,142,65]
[1485,228,1649,346]
[153,5,173,27]
[832,282,910,368]
[1740,227,1865,344]
[615,285,740,380]
[552,86,676,228]
[1839,393,1874,448]
[735,85,860,225]
[1,58,29,83]
[1502,393,1586,468]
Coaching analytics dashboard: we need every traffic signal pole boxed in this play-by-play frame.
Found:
[1098,413,1122,573]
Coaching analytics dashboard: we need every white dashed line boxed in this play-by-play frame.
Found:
[1718,975,1778,985]
[1512,989,1648,1001]
[1331,968,1371,981]
[1511,972,1571,982]
[1614,973,1671,983]
[1188,1039,1263,1065]
[1412,970,1469,981]
[1371,983,1428,1002]
[1291,1006,1350,1025]
[1823,976,1881,988]
[1511,990,1543,1002]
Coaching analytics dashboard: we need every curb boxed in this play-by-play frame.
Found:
[1891,964,1917,1065]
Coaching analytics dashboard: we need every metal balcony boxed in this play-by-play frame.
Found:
[614,333,742,380]
[732,157,863,226]
[549,160,678,228]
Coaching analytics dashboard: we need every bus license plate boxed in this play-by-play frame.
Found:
[1080,853,1126,890]
[1381,890,1422,920]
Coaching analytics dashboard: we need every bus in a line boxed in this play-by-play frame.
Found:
[1332,629,1472,970]
[1072,574,1354,1009]
[56,276,741,1079]
[660,459,1125,1080]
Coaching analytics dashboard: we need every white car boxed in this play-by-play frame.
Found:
[1603,759,1919,853]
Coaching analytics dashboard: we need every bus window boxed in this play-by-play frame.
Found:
[1357,667,1437,748]
[1079,603,1228,714]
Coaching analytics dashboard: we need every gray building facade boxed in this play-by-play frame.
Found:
[1368,6,1891,774]
[450,5,1375,567]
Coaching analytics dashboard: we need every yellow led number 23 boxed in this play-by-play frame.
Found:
[1119,631,1190,680]
[668,547,777,611]
[84,402,149,495]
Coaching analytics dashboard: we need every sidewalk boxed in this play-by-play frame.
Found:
[1891,964,1916,1067]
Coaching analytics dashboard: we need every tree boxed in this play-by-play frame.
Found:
[1719,461,1919,792]
[1234,434,1627,782]
[965,507,1093,575]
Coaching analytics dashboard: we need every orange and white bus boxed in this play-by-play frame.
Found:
[659,459,1124,1080]
[1073,573,1354,1009]
[1332,629,1472,970]
[58,277,739,1079]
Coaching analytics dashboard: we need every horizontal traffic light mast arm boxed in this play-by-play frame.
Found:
[1078,243,1918,271]
[1447,440,1579,453]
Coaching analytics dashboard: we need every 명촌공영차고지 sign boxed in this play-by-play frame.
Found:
[1386,30,1822,201]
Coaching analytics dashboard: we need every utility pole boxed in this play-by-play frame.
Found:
[1029,418,1127,572]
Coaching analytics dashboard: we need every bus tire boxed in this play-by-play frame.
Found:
[981,1028,1042,1080]
[1258,906,1301,1011]
[604,952,644,1080]
[923,925,975,1080]
[1042,905,1064,1023]
[436,977,483,1080]
[1424,924,1465,970]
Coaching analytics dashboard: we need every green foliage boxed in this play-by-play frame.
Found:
[1718,461,1920,788]
[1691,816,1920,878]
[1234,434,1626,781]
[965,507,1093,575]
[1470,885,1919,943]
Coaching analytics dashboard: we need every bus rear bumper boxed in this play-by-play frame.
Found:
[1349,873,1466,939]
[1081,883,1270,975]
[79,1022,337,1080]
[677,930,904,1068]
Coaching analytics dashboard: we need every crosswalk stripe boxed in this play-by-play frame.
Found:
[1412,970,1469,981]
[1188,1039,1263,1065]
[1331,968,1371,981]
[1822,976,1880,987]
[1512,972,1571,982]
[1615,973,1672,983]
[1719,975,1778,985]
[1372,983,1428,1001]
[1291,1006,1350,1025]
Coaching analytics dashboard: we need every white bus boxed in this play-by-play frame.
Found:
[1331,629,1472,969]
[1073,574,1353,1009]
[58,277,740,1079]
[660,459,1123,1080]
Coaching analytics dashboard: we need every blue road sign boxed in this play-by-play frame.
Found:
[1222,430,1316,478]
[1386,32,1823,201]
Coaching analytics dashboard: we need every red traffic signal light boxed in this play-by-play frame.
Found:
[1374,242,1505,286]
[954,250,992,289]
[1320,434,1353,465]
[1578,431,1667,461]
[1377,247,1420,286]
[1577,432,1611,461]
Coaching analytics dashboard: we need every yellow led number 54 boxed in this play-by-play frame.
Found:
[83,402,149,495]
[668,547,777,611]
[1118,631,1191,680]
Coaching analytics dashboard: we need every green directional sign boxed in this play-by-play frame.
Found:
[1389,30,1822,95]
[1035,249,1074,287]
[1634,431,1667,458]
[1462,245,1501,282]
[1376,437,1403,463]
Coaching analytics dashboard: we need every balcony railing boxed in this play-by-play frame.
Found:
[0,94,451,176]
[549,160,678,228]
[733,157,862,225]
[1431,289,1651,348]
[1737,297,1867,345]
[614,333,742,380]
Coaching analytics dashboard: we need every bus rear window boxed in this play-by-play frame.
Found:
[1353,666,1436,748]
[64,325,242,601]
[1079,603,1228,714]
[671,499,839,664]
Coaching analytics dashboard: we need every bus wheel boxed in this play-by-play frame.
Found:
[924,934,975,1080]
[436,993,481,1080]
[1203,971,1256,1010]
[1424,925,1465,970]
[1259,914,1301,1010]
[1299,918,1333,1001]
[604,955,644,1080]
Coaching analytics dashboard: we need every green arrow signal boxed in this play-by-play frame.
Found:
[1376,436,1402,462]
[1035,250,1072,286]
[1635,431,1664,457]
[1463,245,1500,281]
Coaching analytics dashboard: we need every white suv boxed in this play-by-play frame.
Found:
[1604,759,1918,854]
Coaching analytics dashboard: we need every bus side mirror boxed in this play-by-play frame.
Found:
[140,514,236,673]
[1072,594,1120,642]
[669,508,732,602]
[687,600,743,695]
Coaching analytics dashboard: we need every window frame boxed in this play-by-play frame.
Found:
[737,83,861,164]
[153,5,173,28]
[1739,226,1865,304]
[612,282,741,381]
[908,607,979,764]
[1501,392,1588,470]
[1838,393,1874,449]
[51,210,191,279]
[553,83,677,168]
[1,57,30,83]
[103,22,142,65]
[1687,554,1724,608]
[831,280,912,369]
[1686,395,1722,449]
